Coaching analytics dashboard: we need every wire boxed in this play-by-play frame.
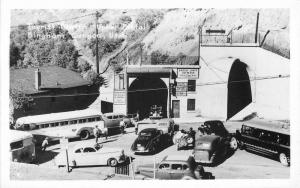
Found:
[12,74,289,99]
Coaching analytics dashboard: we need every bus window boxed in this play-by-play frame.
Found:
[96,116,101,121]
[70,120,77,125]
[10,140,23,150]
[119,115,125,118]
[54,122,59,127]
[35,125,40,129]
[107,116,113,120]
[60,121,68,126]
[88,118,95,122]
[50,123,55,127]
[44,124,49,128]
[113,115,119,120]
[79,119,87,123]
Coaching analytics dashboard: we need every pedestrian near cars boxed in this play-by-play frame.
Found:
[93,125,101,143]
[41,137,49,151]
[120,120,125,134]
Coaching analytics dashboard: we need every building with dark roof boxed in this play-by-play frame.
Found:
[10,66,100,120]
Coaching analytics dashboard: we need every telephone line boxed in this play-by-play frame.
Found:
[12,74,289,99]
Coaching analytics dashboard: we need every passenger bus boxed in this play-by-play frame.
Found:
[14,109,106,142]
[236,118,290,166]
[10,130,36,163]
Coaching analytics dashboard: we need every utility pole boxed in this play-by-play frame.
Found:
[198,26,202,66]
[95,11,99,74]
[255,12,260,44]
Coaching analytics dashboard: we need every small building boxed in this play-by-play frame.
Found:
[10,66,100,121]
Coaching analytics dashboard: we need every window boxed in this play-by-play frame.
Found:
[107,116,113,120]
[83,147,96,153]
[70,120,77,125]
[60,121,68,126]
[171,164,182,170]
[182,164,189,170]
[75,148,83,153]
[44,124,49,128]
[113,115,119,120]
[79,119,87,123]
[10,141,23,150]
[188,80,196,92]
[23,124,30,130]
[114,74,125,90]
[187,99,196,111]
[159,163,170,169]
[88,118,95,122]
[96,116,102,121]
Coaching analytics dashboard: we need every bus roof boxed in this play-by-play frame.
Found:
[10,130,33,142]
[16,109,102,125]
[243,118,290,135]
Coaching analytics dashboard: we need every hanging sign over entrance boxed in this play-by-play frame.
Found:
[177,68,199,79]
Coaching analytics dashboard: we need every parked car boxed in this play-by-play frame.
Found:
[131,128,169,154]
[55,142,127,168]
[135,155,213,180]
[193,135,229,165]
[235,118,290,166]
[201,120,238,150]
[136,118,178,136]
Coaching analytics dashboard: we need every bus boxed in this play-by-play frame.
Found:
[235,118,290,166]
[10,130,36,163]
[14,109,106,142]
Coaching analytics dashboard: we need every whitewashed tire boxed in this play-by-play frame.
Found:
[230,137,238,150]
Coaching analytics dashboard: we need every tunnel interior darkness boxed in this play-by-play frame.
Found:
[128,76,168,119]
[227,59,252,120]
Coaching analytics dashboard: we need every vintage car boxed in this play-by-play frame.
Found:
[193,135,229,165]
[131,128,169,154]
[149,105,163,120]
[201,120,238,150]
[135,155,213,180]
[136,118,179,136]
[55,142,127,168]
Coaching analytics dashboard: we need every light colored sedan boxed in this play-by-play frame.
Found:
[55,142,126,168]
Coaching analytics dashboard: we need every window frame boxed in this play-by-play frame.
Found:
[187,98,196,111]
[187,80,196,92]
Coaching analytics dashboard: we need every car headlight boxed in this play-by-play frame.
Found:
[187,137,194,144]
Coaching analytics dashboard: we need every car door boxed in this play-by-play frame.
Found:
[80,147,98,166]
[96,148,112,165]
[156,163,171,179]
[170,163,184,179]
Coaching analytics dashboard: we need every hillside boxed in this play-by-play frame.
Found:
[11,9,289,72]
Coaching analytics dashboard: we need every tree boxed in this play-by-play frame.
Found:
[9,89,35,125]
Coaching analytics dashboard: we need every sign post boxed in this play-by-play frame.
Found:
[60,137,69,172]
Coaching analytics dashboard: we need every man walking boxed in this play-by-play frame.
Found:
[93,125,101,143]
[41,137,49,151]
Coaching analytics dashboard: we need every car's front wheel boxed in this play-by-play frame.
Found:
[279,153,290,166]
[108,158,118,167]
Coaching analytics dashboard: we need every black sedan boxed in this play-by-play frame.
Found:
[131,128,169,154]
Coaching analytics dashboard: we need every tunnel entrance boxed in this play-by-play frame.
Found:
[128,77,168,119]
[227,59,252,120]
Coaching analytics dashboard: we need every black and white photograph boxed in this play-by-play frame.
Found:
[1,0,300,187]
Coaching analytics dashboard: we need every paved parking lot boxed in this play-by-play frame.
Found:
[26,121,290,180]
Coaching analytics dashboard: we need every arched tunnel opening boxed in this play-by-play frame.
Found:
[128,77,168,119]
[227,59,252,120]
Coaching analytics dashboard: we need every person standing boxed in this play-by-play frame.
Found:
[41,137,49,151]
[93,125,101,143]
[120,120,125,134]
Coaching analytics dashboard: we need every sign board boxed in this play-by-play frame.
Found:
[177,68,199,79]
[114,91,126,105]
[176,82,187,96]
